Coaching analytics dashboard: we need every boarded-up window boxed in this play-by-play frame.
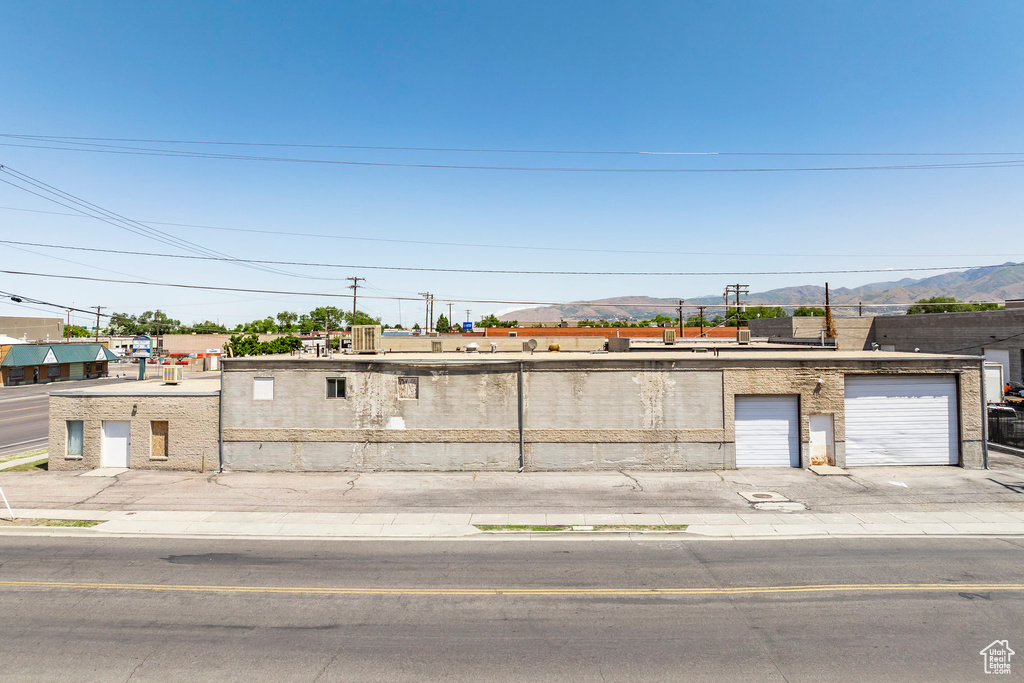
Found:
[253,377,274,400]
[151,421,168,459]
[398,376,419,400]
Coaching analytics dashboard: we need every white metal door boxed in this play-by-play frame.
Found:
[844,376,958,466]
[809,414,835,465]
[735,396,800,467]
[101,421,131,468]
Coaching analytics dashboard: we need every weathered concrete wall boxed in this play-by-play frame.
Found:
[873,310,1024,382]
[0,316,62,343]
[221,355,984,471]
[377,337,605,352]
[749,317,876,351]
[49,393,220,472]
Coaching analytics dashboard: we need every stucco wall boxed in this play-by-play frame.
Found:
[49,393,220,472]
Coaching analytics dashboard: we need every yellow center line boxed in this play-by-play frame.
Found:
[0,403,48,414]
[0,580,1022,597]
[0,412,48,423]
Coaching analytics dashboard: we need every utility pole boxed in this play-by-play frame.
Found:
[418,292,433,332]
[447,303,454,330]
[93,306,104,343]
[346,276,365,319]
[696,305,707,337]
[65,308,71,342]
[466,309,472,328]
[723,284,749,342]
[824,282,838,343]
[678,300,685,337]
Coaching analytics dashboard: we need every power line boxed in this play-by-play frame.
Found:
[0,165,330,282]
[5,134,1024,157]
[3,139,1024,173]
[0,269,1008,310]
[0,238,1018,277]
[3,204,1020,259]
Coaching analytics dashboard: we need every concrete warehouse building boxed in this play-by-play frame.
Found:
[219,349,984,472]
[751,309,1024,383]
[0,315,63,343]
[49,377,221,472]
[1,342,118,386]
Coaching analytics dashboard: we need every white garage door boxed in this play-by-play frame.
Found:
[844,375,958,466]
[735,396,800,467]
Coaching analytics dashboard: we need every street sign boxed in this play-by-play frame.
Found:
[132,334,153,358]
[462,322,473,331]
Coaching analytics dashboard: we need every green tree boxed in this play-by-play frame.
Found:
[64,324,91,338]
[412,323,421,331]
[276,311,298,332]
[346,310,382,328]
[435,314,450,333]
[905,296,1002,314]
[793,306,826,317]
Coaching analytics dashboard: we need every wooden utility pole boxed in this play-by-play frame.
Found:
[824,282,838,344]
[678,300,685,337]
[346,276,365,318]
[697,305,707,337]
[723,284,749,342]
[93,306,104,342]
[418,292,433,332]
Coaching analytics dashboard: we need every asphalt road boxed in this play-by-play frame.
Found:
[1,536,1022,681]
[0,369,135,457]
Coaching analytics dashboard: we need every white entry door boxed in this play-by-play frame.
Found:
[735,396,800,467]
[101,421,131,468]
[844,375,958,466]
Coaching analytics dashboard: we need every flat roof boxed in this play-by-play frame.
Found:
[50,375,221,396]
[223,348,977,366]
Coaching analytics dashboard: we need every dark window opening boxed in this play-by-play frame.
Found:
[327,377,347,399]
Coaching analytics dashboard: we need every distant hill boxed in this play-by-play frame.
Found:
[499,263,1024,322]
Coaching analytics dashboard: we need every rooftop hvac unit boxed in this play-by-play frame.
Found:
[351,325,382,354]
[431,340,443,353]
[162,365,183,384]
[663,329,676,345]
[737,329,751,345]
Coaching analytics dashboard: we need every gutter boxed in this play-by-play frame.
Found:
[981,359,989,470]
[218,385,224,473]
[517,361,525,473]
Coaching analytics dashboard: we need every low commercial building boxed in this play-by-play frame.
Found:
[1,342,118,386]
[220,349,984,472]
[49,377,220,472]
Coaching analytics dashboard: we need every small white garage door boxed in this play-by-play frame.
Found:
[735,396,800,467]
[844,376,958,466]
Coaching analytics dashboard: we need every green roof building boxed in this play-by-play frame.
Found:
[1,343,118,385]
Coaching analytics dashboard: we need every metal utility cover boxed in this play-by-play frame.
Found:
[737,491,789,503]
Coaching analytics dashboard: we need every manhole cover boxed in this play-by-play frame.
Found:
[738,491,790,503]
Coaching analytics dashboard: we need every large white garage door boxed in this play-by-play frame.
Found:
[735,396,800,467]
[844,376,958,466]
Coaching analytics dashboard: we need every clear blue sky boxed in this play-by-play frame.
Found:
[1,1,1022,327]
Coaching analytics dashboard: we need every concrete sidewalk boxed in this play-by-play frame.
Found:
[3,451,1024,515]
[6,507,1024,540]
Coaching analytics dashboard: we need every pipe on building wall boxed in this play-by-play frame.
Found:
[218,385,224,473]
[517,361,525,473]
[981,361,989,469]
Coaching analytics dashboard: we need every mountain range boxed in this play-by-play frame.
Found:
[499,263,1024,322]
